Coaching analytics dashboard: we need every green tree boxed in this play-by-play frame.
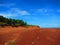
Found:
[0,15,34,27]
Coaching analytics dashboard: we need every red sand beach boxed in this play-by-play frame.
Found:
[0,26,60,45]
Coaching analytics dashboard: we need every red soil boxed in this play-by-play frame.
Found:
[0,26,60,45]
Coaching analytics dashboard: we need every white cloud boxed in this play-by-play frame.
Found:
[33,8,56,16]
[0,13,13,17]
[10,8,30,15]
[0,8,30,17]
[37,8,55,13]
[15,10,30,15]
[37,9,48,13]
[19,11,30,15]
[0,3,15,7]
[57,9,60,12]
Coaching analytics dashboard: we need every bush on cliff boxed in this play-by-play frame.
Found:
[0,16,27,27]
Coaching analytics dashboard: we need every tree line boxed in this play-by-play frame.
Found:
[0,16,27,27]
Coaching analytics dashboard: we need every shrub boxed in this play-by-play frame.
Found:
[0,16,28,27]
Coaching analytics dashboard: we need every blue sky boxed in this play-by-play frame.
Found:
[0,0,60,28]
